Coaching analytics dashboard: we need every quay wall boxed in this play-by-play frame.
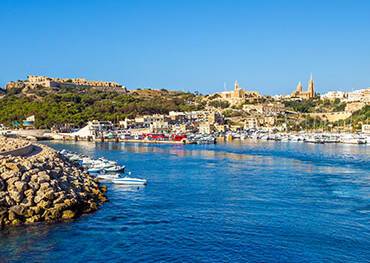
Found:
[56,136,188,144]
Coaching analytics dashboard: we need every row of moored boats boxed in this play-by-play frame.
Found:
[59,149,147,185]
[238,132,369,144]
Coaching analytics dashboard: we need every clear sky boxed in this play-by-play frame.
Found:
[0,0,369,95]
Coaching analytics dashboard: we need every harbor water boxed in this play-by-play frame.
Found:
[1,141,369,262]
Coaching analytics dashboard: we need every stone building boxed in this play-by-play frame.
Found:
[27,75,123,88]
[244,117,259,129]
[291,75,315,99]
[5,75,127,93]
[218,81,260,105]
[198,122,214,134]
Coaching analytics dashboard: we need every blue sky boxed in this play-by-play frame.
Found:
[0,0,369,95]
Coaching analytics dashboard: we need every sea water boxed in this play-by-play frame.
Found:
[0,141,369,262]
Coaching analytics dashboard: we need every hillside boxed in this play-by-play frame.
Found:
[344,105,370,129]
[0,86,203,129]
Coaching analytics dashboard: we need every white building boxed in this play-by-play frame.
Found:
[88,120,114,132]
[150,121,169,133]
[321,91,347,100]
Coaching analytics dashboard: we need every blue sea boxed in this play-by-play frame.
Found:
[1,141,369,262]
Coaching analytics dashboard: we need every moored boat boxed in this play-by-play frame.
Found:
[112,176,147,185]
[96,173,120,181]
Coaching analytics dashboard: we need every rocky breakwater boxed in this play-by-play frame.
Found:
[0,142,107,228]
[0,137,30,153]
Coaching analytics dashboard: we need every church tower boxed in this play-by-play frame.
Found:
[308,74,315,98]
[296,81,303,93]
[233,80,240,98]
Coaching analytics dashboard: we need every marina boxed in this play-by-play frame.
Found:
[1,141,368,262]
[0,1,369,262]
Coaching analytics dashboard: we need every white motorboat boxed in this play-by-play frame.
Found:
[97,157,117,166]
[112,173,147,185]
[104,165,125,172]
[82,157,94,166]
[87,167,103,173]
[96,173,120,181]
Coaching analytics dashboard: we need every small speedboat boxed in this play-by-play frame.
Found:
[88,167,103,173]
[96,173,119,181]
[104,165,125,173]
[82,157,94,166]
[112,175,147,186]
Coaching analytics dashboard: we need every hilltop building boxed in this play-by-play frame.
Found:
[218,81,260,105]
[291,75,315,99]
[321,88,370,103]
[27,75,123,89]
[5,75,127,93]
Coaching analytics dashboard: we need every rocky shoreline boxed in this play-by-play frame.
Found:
[0,139,107,228]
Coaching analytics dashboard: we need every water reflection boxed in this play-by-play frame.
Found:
[112,185,146,192]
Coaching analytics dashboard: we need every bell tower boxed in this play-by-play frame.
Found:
[233,80,240,98]
[308,74,315,98]
[296,81,303,93]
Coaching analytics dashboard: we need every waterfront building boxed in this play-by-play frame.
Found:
[169,111,186,122]
[291,75,315,99]
[198,122,214,134]
[134,114,168,127]
[119,118,136,129]
[214,124,228,133]
[88,120,114,133]
[150,120,169,133]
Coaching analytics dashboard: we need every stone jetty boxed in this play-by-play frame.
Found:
[0,138,107,227]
